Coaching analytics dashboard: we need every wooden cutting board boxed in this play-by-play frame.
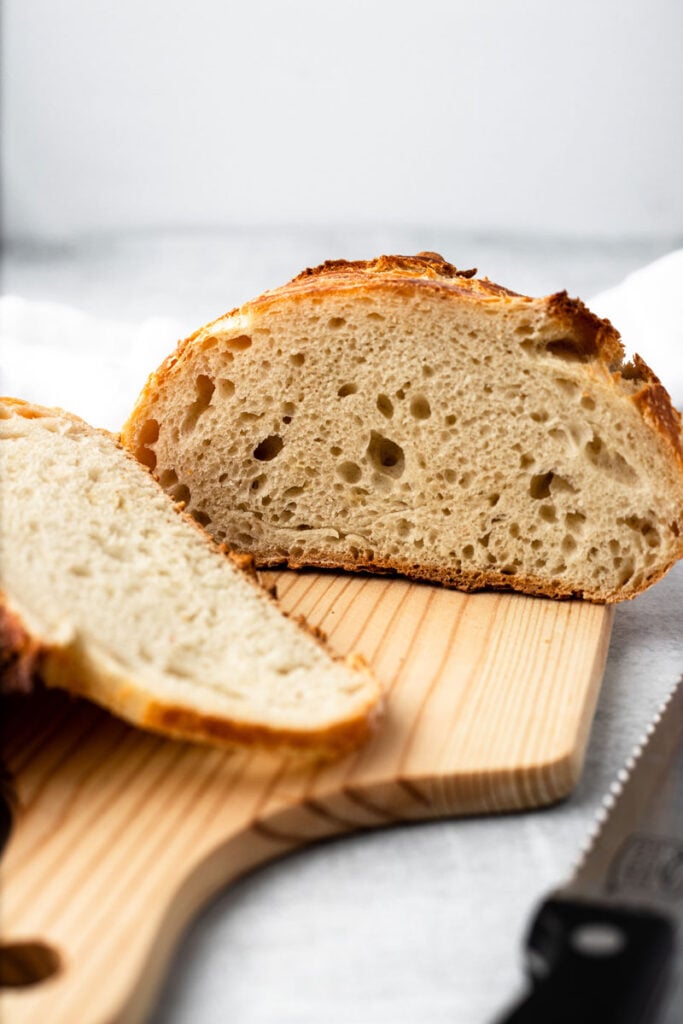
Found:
[0,571,613,1024]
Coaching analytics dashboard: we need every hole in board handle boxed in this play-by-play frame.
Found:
[0,941,62,987]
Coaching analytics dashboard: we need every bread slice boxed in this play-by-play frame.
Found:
[121,253,683,603]
[0,398,381,756]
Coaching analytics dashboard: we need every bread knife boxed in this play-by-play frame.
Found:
[496,675,683,1023]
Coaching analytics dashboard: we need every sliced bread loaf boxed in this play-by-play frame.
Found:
[0,398,381,755]
[121,253,683,602]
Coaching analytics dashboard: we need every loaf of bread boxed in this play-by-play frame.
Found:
[122,253,683,602]
[0,398,381,755]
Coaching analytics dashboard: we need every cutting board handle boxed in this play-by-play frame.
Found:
[0,789,330,1024]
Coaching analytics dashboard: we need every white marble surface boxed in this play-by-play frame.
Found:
[2,229,682,1023]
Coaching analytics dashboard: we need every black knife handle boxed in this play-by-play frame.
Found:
[496,896,676,1024]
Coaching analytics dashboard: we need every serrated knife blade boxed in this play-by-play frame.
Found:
[496,676,683,1024]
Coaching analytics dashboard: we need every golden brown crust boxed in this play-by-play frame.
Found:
[0,598,48,694]
[0,560,380,760]
[621,355,683,471]
[142,682,379,758]
[36,641,381,760]
[254,252,526,306]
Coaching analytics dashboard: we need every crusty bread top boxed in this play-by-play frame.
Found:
[126,252,681,474]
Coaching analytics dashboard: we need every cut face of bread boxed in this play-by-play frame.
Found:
[122,253,683,602]
[0,399,381,755]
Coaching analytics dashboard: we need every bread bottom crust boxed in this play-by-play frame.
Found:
[251,548,674,604]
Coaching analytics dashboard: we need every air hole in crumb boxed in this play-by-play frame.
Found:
[328,317,346,329]
[139,419,159,445]
[619,514,661,547]
[253,435,284,461]
[396,388,406,400]
[539,504,557,523]
[159,469,178,488]
[618,558,636,585]
[226,335,252,352]
[463,544,474,558]
[251,474,267,491]
[410,394,431,420]
[422,365,434,377]
[555,377,579,396]
[337,461,362,484]
[376,394,394,418]
[562,534,577,554]
[565,512,586,533]
[170,483,191,505]
[182,374,215,434]
[546,337,591,362]
[509,523,520,538]
[550,474,576,494]
[488,493,500,507]
[136,446,157,470]
[290,352,305,366]
[530,472,554,499]
[338,383,357,398]
[367,431,405,478]
[444,469,457,483]
[217,379,235,399]
[585,435,637,483]
[330,445,342,456]
[367,311,385,321]
[520,454,534,469]
[581,394,596,411]
[191,510,211,527]
[445,414,457,426]
[396,518,413,537]
[530,410,549,423]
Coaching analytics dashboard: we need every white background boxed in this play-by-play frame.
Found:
[4,0,683,241]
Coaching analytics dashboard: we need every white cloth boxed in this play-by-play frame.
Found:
[0,297,186,431]
[590,248,683,409]
[1,250,682,431]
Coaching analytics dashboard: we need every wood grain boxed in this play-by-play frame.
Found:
[0,571,613,1024]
